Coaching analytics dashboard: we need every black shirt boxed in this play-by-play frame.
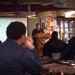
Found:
[32,28,44,37]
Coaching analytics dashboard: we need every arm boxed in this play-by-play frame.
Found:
[22,37,42,74]
[43,41,51,57]
[65,39,72,54]
[62,38,73,60]
[20,48,42,74]
[40,29,44,33]
[42,29,44,33]
[32,29,36,37]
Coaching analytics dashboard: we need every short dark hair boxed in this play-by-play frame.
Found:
[51,31,58,39]
[36,23,40,27]
[6,21,26,40]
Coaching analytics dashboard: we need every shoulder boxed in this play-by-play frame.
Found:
[58,39,67,45]
[32,28,37,33]
[58,39,63,42]
[68,37,75,45]
[40,29,43,30]
[19,46,29,53]
[40,29,44,31]
[70,37,75,41]
[33,28,37,31]
[45,40,51,45]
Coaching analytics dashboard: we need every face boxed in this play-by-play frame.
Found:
[37,24,40,30]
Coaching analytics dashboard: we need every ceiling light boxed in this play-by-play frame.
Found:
[27,14,36,18]
[65,11,75,18]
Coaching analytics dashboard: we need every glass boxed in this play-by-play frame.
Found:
[60,20,74,43]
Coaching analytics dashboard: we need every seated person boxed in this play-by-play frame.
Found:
[0,41,2,46]
[0,21,42,75]
[43,31,66,60]
[0,41,2,43]
[62,37,75,60]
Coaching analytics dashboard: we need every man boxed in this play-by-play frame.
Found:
[0,41,2,44]
[32,23,44,47]
[0,41,2,46]
[43,31,66,60]
[32,23,44,37]
[0,21,42,75]
[62,37,75,60]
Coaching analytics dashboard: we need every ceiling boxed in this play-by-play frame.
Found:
[0,0,75,7]
[0,0,75,17]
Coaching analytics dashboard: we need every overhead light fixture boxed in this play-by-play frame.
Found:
[27,14,36,18]
[65,11,75,18]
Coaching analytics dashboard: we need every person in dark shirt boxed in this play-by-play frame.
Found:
[0,41,2,46]
[62,37,75,60]
[43,31,66,60]
[32,23,44,36]
[0,21,42,75]
[32,23,44,47]
[0,41,2,43]
[0,41,2,44]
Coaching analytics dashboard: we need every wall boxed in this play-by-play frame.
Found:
[56,11,65,17]
[37,11,56,17]
[27,17,40,36]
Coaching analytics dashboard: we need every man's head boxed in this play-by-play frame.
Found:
[51,31,58,39]
[36,23,41,30]
[6,21,26,45]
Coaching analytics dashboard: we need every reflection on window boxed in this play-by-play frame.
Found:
[60,20,74,43]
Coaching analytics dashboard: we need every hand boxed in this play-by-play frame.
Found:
[24,36,35,50]
[26,36,33,44]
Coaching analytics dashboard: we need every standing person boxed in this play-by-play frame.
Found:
[43,31,66,60]
[32,23,44,47]
[0,21,42,75]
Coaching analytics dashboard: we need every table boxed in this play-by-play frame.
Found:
[42,63,75,74]
[41,57,75,75]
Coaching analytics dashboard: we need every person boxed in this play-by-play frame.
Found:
[32,23,44,47]
[0,41,2,43]
[43,31,66,60]
[0,41,2,44]
[0,21,42,75]
[62,37,75,60]
[0,41,2,46]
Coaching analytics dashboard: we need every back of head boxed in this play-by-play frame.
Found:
[0,41,2,43]
[6,21,26,40]
[51,31,58,39]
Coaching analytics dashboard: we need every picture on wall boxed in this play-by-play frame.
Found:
[40,16,57,34]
